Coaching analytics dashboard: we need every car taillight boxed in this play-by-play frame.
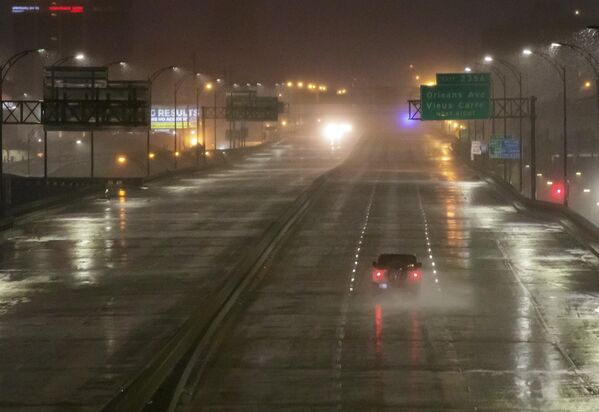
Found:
[372,270,386,282]
[411,271,420,279]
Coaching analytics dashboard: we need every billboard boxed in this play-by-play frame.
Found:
[151,106,198,130]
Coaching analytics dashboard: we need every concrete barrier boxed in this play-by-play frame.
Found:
[468,161,599,257]
[100,159,341,412]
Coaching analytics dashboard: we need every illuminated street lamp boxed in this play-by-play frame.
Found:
[464,67,472,72]
[0,48,45,204]
[105,60,126,68]
[116,155,127,164]
[551,41,599,178]
[174,71,199,169]
[203,77,224,151]
[146,65,176,176]
[51,52,86,66]
[192,73,209,165]
[484,54,524,191]
[523,47,569,206]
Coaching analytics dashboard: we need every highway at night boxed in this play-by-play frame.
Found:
[173,132,599,411]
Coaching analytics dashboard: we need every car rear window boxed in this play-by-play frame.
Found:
[377,254,416,266]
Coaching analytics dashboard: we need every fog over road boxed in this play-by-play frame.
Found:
[178,132,599,411]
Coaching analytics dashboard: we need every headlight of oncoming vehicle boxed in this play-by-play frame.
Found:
[323,122,353,144]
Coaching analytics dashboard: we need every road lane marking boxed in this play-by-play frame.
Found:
[334,182,377,409]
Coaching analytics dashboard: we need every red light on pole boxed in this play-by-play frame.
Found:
[551,182,565,202]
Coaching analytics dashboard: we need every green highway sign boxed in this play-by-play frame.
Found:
[420,72,491,121]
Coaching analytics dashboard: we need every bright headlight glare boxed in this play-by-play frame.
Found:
[323,122,352,141]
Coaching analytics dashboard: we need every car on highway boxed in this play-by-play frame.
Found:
[104,180,127,199]
[371,253,422,291]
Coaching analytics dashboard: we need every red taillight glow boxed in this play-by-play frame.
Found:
[412,271,420,279]
[376,271,382,278]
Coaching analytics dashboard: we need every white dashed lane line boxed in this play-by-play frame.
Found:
[417,187,441,292]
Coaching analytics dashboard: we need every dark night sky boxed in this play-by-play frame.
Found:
[2,0,599,91]
[125,0,599,86]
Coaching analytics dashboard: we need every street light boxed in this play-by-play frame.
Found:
[0,48,45,206]
[146,65,176,176]
[551,41,599,177]
[205,78,224,151]
[174,71,200,169]
[51,53,86,66]
[464,67,472,72]
[484,54,525,192]
[26,126,43,176]
[105,60,126,67]
[477,61,507,146]
[523,47,569,206]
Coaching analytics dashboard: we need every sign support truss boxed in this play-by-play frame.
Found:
[407,96,539,201]
[408,97,531,120]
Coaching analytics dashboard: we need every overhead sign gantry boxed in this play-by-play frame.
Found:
[407,72,539,201]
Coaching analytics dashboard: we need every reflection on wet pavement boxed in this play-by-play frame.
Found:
[181,133,599,411]
[0,137,354,409]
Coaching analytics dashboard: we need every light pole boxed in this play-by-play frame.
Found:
[485,55,523,188]
[104,60,126,68]
[51,53,85,67]
[1,48,45,207]
[204,78,223,151]
[523,48,568,206]
[147,65,176,176]
[104,60,127,77]
[474,62,506,174]
[551,42,599,175]
[26,126,43,176]
[193,74,210,165]
[174,71,198,170]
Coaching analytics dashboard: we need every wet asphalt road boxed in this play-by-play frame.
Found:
[0,136,354,410]
[179,132,599,411]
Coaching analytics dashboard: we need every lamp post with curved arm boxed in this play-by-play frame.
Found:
[0,48,45,207]
[51,53,85,67]
[173,71,199,170]
[146,65,176,176]
[475,62,508,178]
[523,48,568,206]
[485,55,524,189]
[552,42,599,175]
[104,60,127,77]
